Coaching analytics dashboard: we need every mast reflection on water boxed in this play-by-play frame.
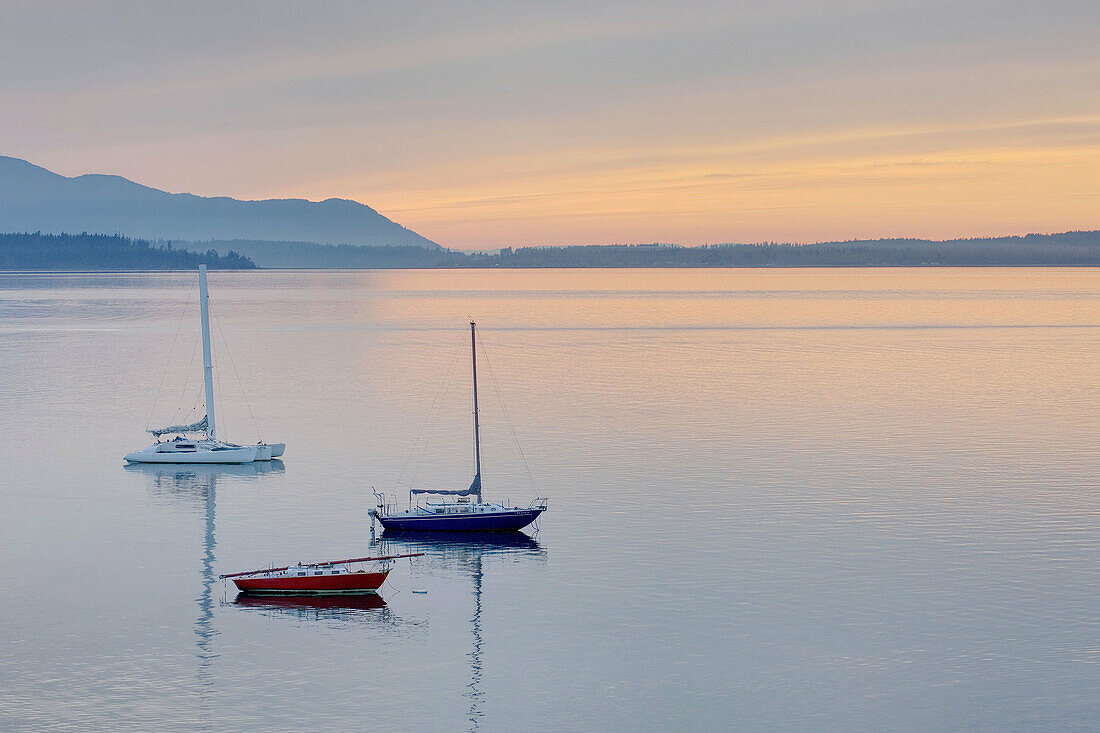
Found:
[124,461,286,720]
[373,531,548,731]
[125,462,548,731]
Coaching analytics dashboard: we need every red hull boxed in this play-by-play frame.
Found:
[233,570,389,595]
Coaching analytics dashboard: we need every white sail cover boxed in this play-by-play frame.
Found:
[148,415,208,436]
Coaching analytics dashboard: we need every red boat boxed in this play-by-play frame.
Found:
[220,553,423,595]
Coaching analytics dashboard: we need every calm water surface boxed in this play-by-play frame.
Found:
[1,268,1097,731]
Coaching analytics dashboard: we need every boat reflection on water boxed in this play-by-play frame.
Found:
[373,530,547,731]
[232,592,391,622]
[375,529,545,555]
[226,577,421,628]
[234,593,388,611]
[124,458,285,496]
[124,460,286,715]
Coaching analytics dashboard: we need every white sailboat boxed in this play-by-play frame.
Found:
[124,265,285,464]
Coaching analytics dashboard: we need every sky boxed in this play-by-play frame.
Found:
[1,1,1098,249]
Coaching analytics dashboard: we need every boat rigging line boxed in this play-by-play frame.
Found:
[145,273,198,433]
[394,334,467,494]
[144,270,265,444]
[210,301,264,443]
[162,331,203,431]
[474,327,538,495]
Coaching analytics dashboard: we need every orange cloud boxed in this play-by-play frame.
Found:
[329,117,1100,248]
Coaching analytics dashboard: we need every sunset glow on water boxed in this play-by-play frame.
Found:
[1,269,1097,730]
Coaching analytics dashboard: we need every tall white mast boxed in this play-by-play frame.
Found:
[471,321,482,500]
[198,265,216,440]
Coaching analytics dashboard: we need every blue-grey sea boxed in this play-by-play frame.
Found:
[1,268,1097,731]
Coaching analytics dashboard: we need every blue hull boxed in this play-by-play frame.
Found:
[375,508,543,532]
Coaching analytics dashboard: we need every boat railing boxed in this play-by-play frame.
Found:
[372,488,402,515]
[220,552,424,580]
[529,497,549,510]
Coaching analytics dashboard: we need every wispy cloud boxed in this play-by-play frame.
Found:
[2,2,1097,246]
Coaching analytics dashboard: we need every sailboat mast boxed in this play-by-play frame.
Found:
[198,265,216,440]
[471,321,482,499]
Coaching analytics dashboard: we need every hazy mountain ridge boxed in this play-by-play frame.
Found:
[0,156,440,249]
[4,156,1097,268]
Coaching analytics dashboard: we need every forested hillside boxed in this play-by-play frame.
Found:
[0,232,255,270]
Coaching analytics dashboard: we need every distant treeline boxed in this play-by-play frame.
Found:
[170,238,442,268]
[458,231,1100,268]
[187,231,1100,268]
[0,232,255,270]
[8,230,1100,270]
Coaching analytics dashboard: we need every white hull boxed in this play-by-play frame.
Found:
[253,443,286,461]
[124,443,259,464]
[124,441,282,464]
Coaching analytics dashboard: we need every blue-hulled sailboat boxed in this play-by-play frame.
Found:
[369,322,547,532]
